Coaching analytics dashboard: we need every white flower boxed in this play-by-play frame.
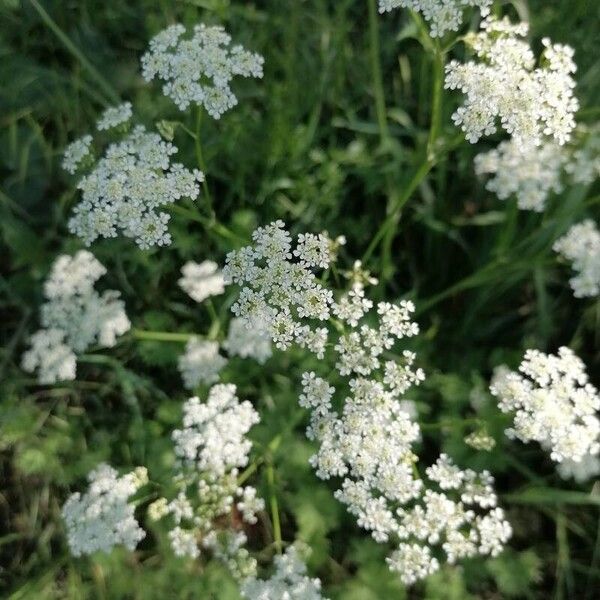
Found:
[67,125,203,248]
[223,317,272,364]
[21,328,77,384]
[178,260,225,303]
[241,545,328,600]
[177,338,227,389]
[169,526,200,558]
[378,1,492,38]
[225,224,512,584]
[475,139,567,212]
[557,454,600,483]
[21,251,130,384]
[491,347,600,463]
[62,135,92,174]
[172,384,259,476]
[445,18,578,145]
[553,220,600,298]
[62,464,146,556]
[141,23,264,118]
[236,486,265,524]
[386,543,439,585]
[96,102,133,131]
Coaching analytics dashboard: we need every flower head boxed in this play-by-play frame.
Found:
[141,23,264,118]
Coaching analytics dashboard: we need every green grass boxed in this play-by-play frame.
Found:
[1,0,600,598]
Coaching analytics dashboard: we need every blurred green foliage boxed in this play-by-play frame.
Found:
[1,0,599,598]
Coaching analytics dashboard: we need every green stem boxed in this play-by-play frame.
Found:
[131,329,197,343]
[29,0,119,105]
[427,43,444,160]
[267,462,283,554]
[363,158,434,264]
[367,0,389,141]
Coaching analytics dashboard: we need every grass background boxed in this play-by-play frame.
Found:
[1,0,599,597]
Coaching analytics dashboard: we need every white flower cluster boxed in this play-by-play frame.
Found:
[22,251,130,384]
[378,0,491,38]
[474,139,567,212]
[62,463,147,556]
[565,134,600,184]
[141,23,264,118]
[553,220,600,298]
[178,260,225,303]
[227,224,511,584]
[172,383,259,475]
[224,317,272,364]
[62,135,93,174]
[241,545,328,600]
[491,347,600,463]
[67,125,203,249]
[445,18,578,145]
[177,337,227,389]
[557,454,600,484]
[150,385,264,578]
[96,102,133,131]
[223,221,338,355]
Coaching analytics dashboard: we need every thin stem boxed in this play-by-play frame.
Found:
[131,329,197,343]
[367,0,389,141]
[427,43,444,160]
[29,0,119,105]
[267,462,283,554]
[363,158,434,263]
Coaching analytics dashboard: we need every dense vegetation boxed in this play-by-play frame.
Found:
[1,1,599,598]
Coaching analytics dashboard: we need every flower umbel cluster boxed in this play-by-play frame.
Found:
[227,224,511,584]
[445,18,578,145]
[62,464,148,556]
[241,545,328,600]
[491,347,600,463]
[553,220,600,298]
[178,260,226,303]
[96,101,133,131]
[224,317,272,364]
[178,337,227,389]
[474,139,567,212]
[223,221,337,354]
[67,124,203,249]
[141,23,264,118]
[22,251,130,384]
[378,0,491,38]
[150,384,263,579]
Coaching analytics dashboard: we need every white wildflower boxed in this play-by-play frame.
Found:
[557,454,600,483]
[475,139,567,212]
[553,220,600,298]
[378,1,492,38]
[169,526,200,558]
[177,338,227,389]
[21,251,130,384]
[62,134,93,174]
[223,317,272,364]
[96,102,133,131]
[491,347,600,463]
[225,224,511,583]
[21,328,77,384]
[445,18,578,145]
[67,125,203,248]
[241,545,328,600]
[141,23,264,118]
[236,486,265,524]
[172,384,259,476]
[178,260,225,303]
[62,464,146,556]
